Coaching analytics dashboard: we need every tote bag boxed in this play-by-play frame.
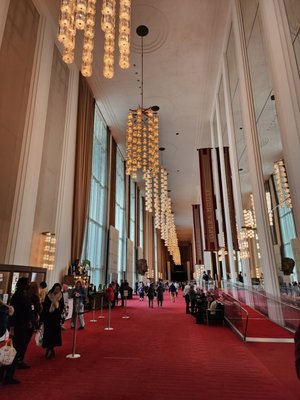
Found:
[0,339,16,365]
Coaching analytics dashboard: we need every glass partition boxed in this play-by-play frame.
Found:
[240,0,298,284]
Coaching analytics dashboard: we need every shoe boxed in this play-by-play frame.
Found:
[46,348,55,359]
[3,378,21,385]
[78,326,84,330]
[16,362,30,369]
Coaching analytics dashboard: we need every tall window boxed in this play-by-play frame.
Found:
[82,107,108,287]
[139,192,144,250]
[115,149,126,275]
[129,179,136,244]
[273,176,297,279]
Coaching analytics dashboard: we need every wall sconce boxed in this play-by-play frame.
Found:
[42,232,56,270]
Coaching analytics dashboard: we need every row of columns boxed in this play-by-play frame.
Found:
[204,0,300,297]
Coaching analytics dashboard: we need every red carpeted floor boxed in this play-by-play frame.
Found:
[1,293,299,400]
[241,304,295,339]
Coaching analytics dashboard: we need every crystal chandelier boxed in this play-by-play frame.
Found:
[273,159,292,209]
[125,25,160,184]
[57,0,131,78]
[42,232,57,270]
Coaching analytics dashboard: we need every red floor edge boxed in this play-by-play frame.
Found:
[1,293,299,400]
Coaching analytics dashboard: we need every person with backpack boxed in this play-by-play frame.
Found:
[169,282,177,303]
[0,300,18,385]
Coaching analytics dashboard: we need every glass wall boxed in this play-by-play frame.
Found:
[129,179,136,245]
[240,0,297,282]
[115,149,126,275]
[83,107,108,287]
[139,192,144,250]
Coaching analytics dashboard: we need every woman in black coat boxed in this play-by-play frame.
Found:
[41,283,64,359]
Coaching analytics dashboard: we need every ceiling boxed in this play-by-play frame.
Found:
[45,0,231,241]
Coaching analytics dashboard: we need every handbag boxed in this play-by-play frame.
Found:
[35,324,44,347]
[0,339,17,366]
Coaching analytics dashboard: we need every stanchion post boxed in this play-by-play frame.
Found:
[90,296,97,322]
[104,301,113,330]
[98,294,105,319]
[66,302,81,359]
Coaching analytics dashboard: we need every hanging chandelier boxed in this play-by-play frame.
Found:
[57,0,131,78]
[273,159,292,209]
[125,25,160,182]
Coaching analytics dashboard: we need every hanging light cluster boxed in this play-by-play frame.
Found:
[125,107,159,181]
[42,232,57,270]
[274,159,292,209]
[238,229,250,260]
[266,192,273,226]
[159,168,181,265]
[57,0,131,78]
[243,209,255,238]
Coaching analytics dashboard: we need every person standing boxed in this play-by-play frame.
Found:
[147,283,155,308]
[28,282,42,330]
[183,282,191,314]
[0,301,18,384]
[70,280,86,330]
[169,282,176,303]
[41,283,64,359]
[189,284,197,315]
[9,277,33,369]
[106,284,115,307]
[119,280,129,307]
[156,283,165,307]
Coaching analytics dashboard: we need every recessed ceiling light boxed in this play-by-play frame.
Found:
[151,105,160,112]
[177,169,180,172]
[238,168,243,172]
[271,94,275,101]
[159,147,165,151]
[240,127,243,130]
[168,189,172,193]
[176,132,180,135]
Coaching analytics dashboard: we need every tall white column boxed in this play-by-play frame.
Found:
[259,0,300,236]
[222,55,252,286]
[215,98,236,282]
[210,122,227,281]
[232,0,280,297]
[6,15,54,264]
[54,67,79,286]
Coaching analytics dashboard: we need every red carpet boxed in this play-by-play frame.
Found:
[1,293,299,400]
[241,304,295,339]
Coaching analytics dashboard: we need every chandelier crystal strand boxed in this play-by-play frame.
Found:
[154,174,160,229]
[145,171,153,212]
[59,0,76,64]
[118,0,131,69]
[81,0,96,77]
[125,112,133,176]
[101,0,116,79]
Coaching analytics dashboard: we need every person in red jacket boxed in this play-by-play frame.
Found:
[295,322,300,380]
[106,284,115,307]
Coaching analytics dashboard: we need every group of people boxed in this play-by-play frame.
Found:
[0,277,88,385]
[183,281,223,323]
